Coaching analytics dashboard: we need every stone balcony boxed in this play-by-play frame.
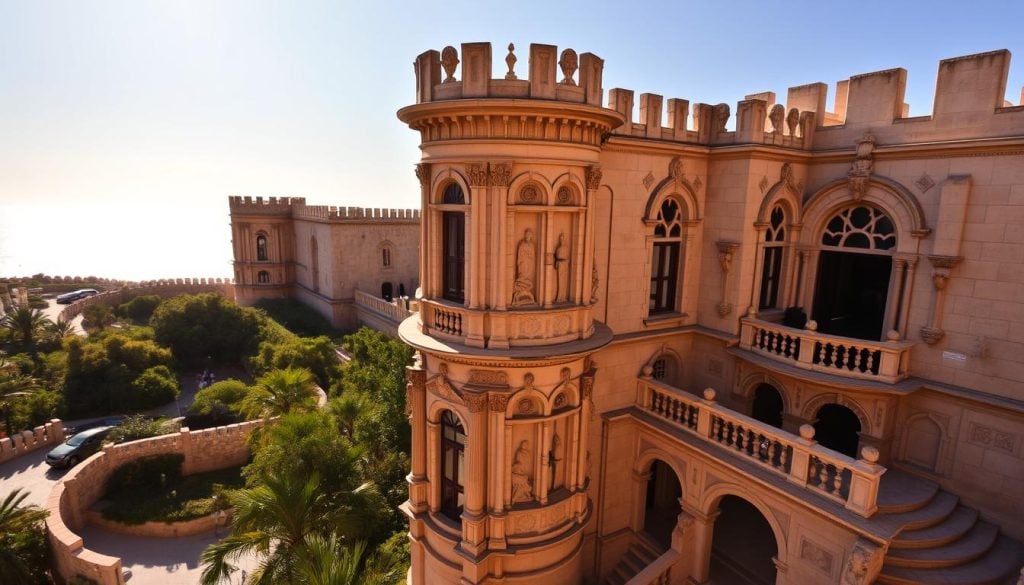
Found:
[739,316,915,384]
[635,377,886,518]
[419,298,595,350]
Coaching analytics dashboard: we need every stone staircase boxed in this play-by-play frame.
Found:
[876,470,1024,585]
[603,534,663,585]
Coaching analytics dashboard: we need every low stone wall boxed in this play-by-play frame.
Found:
[84,509,229,539]
[59,278,235,322]
[46,421,260,585]
[0,419,64,465]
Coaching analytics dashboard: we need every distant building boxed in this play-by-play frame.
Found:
[228,196,419,330]
[396,43,1024,584]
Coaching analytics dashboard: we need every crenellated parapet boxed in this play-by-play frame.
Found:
[228,195,306,215]
[292,204,420,223]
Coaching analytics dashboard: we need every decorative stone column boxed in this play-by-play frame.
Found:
[687,507,721,584]
[716,241,739,317]
[920,255,961,345]
[461,392,490,556]
[407,356,429,513]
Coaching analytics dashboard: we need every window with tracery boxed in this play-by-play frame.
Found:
[650,198,684,314]
[652,358,667,380]
[759,206,786,309]
[821,206,895,251]
[256,234,268,261]
[382,247,392,267]
[440,410,466,521]
[257,270,270,284]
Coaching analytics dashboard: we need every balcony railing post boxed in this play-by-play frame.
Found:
[697,388,716,438]
[845,446,884,518]
[739,320,756,349]
[636,378,652,410]
[877,347,900,381]
[787,424,816,487]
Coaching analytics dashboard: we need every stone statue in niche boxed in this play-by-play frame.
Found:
[512,228,538,306]
[549,434,564,490]
[554,232,570,303]
[511,440,534,503]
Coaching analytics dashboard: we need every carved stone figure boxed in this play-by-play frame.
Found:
[511,440,534,503]
[512,228,537,306]
[769,104,785,133]
[440,46,459,83]
[549,433,564,490]
[554,232,570,303]
[559,48,578,85]
[713,103,730,133]
[847,131,876,198]
[786,108,800,136]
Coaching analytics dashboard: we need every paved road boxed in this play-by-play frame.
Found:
[0,447,66,508]
[40,298,85,334]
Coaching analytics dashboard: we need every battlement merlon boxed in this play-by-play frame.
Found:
[228,195,306,215]
[413,42,605,107]
[229,196,420,223]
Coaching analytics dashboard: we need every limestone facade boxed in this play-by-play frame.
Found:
[397,43,1024,585]
[228,196,419,329]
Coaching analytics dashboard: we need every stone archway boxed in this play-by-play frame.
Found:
[710,495,779,585]
[814,403,862,458]
[643,459,682,550]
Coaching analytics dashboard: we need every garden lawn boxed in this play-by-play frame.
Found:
[101,466,245,524]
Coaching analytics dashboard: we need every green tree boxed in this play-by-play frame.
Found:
[82,304,114,330]
[45,318,75,341]
[0,357,41,436]
[151,293,263,366]
[128,365,180,410]
[241,367,319,419]
[63,333,173,415]
[116,295,162,324]
[189,380,251,416]
[0,489,50,585]
[252,335,340,389]
[199,474,378,585]
[0,307,50,349]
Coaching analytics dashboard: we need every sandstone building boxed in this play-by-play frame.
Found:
[397,43,1024,584]
[228,196,419,330]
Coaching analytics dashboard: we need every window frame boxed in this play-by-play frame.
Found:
[439,410,466,522]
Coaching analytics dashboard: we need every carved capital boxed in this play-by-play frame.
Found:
[489,163,512,187]
[488,394,509,412]
[414,163,431,190]
[585,165,603,190]
[466,163,489,187]
[716,240,740,273]
[465,392,488,413]
[928,255,963,270]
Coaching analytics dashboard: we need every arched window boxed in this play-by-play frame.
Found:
[382,247,392,268]
[813,204,897,340]
[441,183,466,303]
[650,198,684,314]
[257,270,270,284]
[256,234,269,262]
[759,206,786,309]
[440,409,466,521]
[650,353,681,386]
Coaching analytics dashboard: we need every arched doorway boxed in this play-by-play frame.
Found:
[814,403,861,458]
[381,282,393,301]
[812,205,895,341]
[710,495,778,585]
[751,384,784,429]
[643,460,682,550]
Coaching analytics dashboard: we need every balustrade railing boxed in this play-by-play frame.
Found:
[624,548,680,585]
[354,289,413,324]
[422,301,466,338]
[637,377,885,517]
[740,317,913,383]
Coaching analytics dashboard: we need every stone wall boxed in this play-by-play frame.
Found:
[0,419,64,464]
[46,421,259,585]
[58,279,235,322]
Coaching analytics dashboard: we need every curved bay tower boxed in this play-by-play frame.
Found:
[399,42,1024,585]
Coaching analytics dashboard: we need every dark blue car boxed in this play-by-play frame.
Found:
[45,426,113,469]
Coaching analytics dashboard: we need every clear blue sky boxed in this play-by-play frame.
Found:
[1,0,1022,280]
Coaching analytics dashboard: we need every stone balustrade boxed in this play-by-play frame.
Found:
[354,289,413,324]
[418,299,594,349]
[0,419,64,464]
[739,317,914,383]
[624,549,679,585]
[637,378,885,517]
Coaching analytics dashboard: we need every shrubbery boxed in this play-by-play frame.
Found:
[63,333,174,415]
[254,298,340,338]
[128,365,180,410]
[106,453,184,497]
[116,295,163,324]
[186,379,250,428]
[108,414,175,444]
[252,335,340,388]
[151,294,263,366]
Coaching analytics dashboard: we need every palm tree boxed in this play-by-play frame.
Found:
[0,308,50,349]
[329,393,364,438]
[0,357,40,436]
[294,535,367,585]
[241,367,319,419]
[0,489,49,584]
[199,473,378,585]
[46,318,75,341]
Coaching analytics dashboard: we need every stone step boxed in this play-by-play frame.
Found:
[885,522,999,569]
[891,506,979,550]
[880,490,959,531]
[622,550,649,574]
[877,469,940,514]
[878,535,1024,585]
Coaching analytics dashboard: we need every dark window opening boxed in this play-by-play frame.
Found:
[440,410,466,521]
[256,235,268,261]
[649,242,680,313]
[442,211,466,303]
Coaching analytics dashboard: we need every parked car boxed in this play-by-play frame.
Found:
[55,289,99,304]
[64,415,126,435]
[45,426,113,469]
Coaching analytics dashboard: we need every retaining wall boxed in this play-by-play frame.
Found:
[46,421,260,585]
[0,419,64,464]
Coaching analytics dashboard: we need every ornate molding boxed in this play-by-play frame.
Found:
[414,163,431,190]
[489,163,512,187]
[585,165,602,190]
[928,254,963,271]
[467,369,509,387]
[464,392,488,413]
[489,393,509,412]
[466,163,489,187]
[847,131,876,199]
[716,240,740,317]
